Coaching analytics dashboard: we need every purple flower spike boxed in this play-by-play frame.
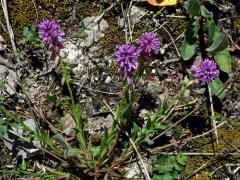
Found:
[137,32,160,56]
[191,59,219,84]
[114,44,138,85]
[38,19,65,53]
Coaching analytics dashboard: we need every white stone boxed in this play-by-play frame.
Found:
[105,76,112,84]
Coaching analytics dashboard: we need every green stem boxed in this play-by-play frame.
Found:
[66,80,75,106]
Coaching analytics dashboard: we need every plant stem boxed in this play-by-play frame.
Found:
[208,85,219,144]
[66,80,75,106]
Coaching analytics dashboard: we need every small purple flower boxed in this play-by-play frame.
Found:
[191,59,219,84]
[38,19,64,53]
[137,32,160,56]
[114,44,138,85]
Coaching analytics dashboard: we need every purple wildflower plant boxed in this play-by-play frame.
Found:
[137,32,160,56]
[114,44,138,85]
[38,19,64,53]
[191,58,219,84]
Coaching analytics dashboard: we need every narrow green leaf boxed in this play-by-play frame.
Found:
[131,122,139,140]
[21,159,27,171]
[209,77,226,100]
[71,105,83,130]
[213,48,231,73]
[206,32,228,53]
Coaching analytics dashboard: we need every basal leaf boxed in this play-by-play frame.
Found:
[209,77,226,100]
[186,0,201,17]
[180,39,197,60]
[206,32,228,54]
[213,48,231,73]
[207,20,216,43]
[180,18,199,60]
[200,5,212,18]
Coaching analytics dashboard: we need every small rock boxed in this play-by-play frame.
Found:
[88,114,114,133]
[159,47,165,55]
[94,77,99,81]
[105,76,112,84]
[151,69,156,74]
[23,119,37,131]
[0,35,4,42]
[130,6,146,23]
[0,65,17,95]
[118,17,125,28]
[62,41,82,64]
[59,49,67,58]
[0,35,6,51]
[126,158,152,179]
[81,16,109,47]
[62,113,76,136]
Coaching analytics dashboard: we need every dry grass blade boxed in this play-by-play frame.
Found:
[1,0,17,53]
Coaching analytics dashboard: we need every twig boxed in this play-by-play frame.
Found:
[0,19,8,33]
[127,1,133,42]
[210,164,240,176]
[152,104,200,142]
[153,19,181,58]
[1,0,17,53]
[126,132,151,180]
[31,0,39,23]
[149,121,226,153]
[131,10,149,34]
[184,151,223,180]
[184,138,240,179]
[221,137,240,153]
[121,3,128,43]
[75,83,118,95]
[154,152,239,156]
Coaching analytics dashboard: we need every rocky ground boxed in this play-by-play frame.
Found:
[0,0,240,179]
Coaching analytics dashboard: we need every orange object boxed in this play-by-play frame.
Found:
[147,0,177,6]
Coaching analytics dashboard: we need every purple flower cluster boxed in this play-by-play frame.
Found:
[137,32,160,56]
[114,44,138,85]
[114,32,160,85]
[38,19,64,53]
[191,59,219,84]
